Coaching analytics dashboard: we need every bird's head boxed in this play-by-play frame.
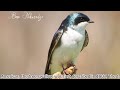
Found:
[62,13,94,30]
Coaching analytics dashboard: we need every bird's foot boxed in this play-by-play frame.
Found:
[52,65,77,79]
[62,65,77,75]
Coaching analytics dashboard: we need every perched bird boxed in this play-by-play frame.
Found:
[45,13,94,75]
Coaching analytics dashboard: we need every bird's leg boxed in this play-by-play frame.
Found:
[67,61,75,68]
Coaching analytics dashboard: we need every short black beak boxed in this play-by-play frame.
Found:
[88,20,94,23]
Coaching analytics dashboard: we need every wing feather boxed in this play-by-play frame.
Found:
[45,26,66,74]
[81,30,89,51]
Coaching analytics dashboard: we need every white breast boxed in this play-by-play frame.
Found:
[61,27,84,47]
[52,27,85,64]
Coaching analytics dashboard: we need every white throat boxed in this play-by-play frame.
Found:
[71,22,89,33]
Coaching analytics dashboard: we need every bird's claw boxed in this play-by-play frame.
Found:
[62,65,77,75]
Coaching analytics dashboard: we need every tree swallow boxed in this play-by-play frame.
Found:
[45,13,94,75]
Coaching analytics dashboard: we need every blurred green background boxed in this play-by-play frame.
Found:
[0,11,120,75]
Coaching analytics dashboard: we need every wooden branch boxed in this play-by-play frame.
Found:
[52,65,77,79]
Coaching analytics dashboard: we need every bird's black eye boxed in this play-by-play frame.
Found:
[74,17,85,25]
[80,17,84,21]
